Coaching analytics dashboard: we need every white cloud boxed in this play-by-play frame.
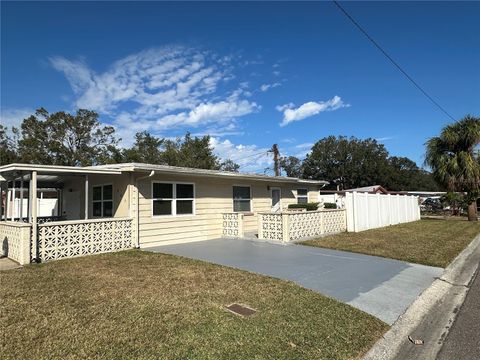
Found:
[260,82,281,92]
[210,137,272,173]
[0,108,34,128]
[376,136,393,142]
[277,96,349,126]
[157,100,259,129]
[49,46,259,142]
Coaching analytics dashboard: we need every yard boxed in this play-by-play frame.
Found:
[1,251,387,360]
[302,219,480,268]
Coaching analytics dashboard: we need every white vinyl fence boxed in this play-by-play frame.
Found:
[345,192,420,232]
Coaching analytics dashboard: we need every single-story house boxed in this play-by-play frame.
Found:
[0,163,332,263]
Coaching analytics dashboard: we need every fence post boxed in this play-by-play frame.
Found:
[257,214,263,239]
[238,213,244,238]
[19,225,31,265]
[353,191,358,232]
[282,213,290,242]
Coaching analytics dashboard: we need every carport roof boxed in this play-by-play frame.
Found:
[0,163,122,178]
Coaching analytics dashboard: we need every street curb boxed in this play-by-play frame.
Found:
[362,233,480,360]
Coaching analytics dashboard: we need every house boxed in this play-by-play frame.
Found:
[319,185,389,209]
[0,162,330,263]
[344,185,389,194]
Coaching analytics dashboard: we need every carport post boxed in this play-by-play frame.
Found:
[10,178,15,221]
[31,171,38,261]
[84,175,89,220]
[19,175,24,220]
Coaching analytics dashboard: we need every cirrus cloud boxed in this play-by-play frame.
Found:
[49,46,260,143]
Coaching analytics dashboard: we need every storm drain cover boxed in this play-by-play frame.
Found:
[226,303,257,317]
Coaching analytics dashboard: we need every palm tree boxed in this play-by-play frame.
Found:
[425,115,480,221]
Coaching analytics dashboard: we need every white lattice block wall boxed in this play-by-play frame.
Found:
[37,218,134,262]
[288,212,324,241]
[323,210,347,234]
[258,213,284,242]
[0,222,31,265]
[222,213,244,238]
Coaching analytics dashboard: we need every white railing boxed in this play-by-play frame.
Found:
[258,209,347,242]
[345,192,420,232]
[0,221,31,265]
[37,217,134,262]
[222,213,244,238]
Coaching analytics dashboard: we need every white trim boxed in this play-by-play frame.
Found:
[297,188,309,204]
[151,181,196,218]
[92,183,114,218]
[232,184,252,213]
[0,163,122,175]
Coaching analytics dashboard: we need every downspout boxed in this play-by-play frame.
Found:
[134,171,155,248]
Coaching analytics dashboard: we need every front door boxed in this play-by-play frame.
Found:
[271,187,281,212]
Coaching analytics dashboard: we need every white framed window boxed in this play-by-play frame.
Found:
[92,184,113,217]
[233,185,252,212]
[152,182,195,217]
[297,188,308,204]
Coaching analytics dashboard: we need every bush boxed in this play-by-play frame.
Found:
[324,202,337,209]
[288,202,320,211]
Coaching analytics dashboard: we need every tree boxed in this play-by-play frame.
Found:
[219,159,240,172]
[302,136,391,189]
[122,131,165,164]
[0,125,19,165]
[425,115,480,221]
[280,156,302,177]
[18,108,120,166]
[386,156,440,191]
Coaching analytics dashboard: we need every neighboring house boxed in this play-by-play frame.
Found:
[344,185,389,194]
[320,185,389,208]
[0,163,329,263]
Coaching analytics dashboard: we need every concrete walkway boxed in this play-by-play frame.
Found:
[0,257,22,271]
[146,238,443,324]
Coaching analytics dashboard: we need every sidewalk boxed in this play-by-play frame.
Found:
[437,267,480,360]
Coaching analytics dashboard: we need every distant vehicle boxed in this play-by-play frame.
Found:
[420,197,443,212]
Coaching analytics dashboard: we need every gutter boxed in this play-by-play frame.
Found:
[134,170,155,248]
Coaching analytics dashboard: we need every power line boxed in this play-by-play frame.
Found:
[332,1,456,121]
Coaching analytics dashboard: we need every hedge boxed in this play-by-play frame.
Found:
[288,202,320,211]
[323,202,337,209]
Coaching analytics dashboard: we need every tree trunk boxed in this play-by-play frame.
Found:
[467,201,477,221]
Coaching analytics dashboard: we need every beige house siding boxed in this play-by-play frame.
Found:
[61,174,130,220]
[136,173,320,247]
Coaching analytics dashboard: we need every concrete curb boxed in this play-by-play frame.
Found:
[363,233,480,360]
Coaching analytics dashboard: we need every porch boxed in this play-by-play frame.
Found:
[0,164,135,264]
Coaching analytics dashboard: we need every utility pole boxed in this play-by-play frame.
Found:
[271,144,280,176]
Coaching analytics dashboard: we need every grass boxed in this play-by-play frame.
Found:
[302,219,480,268]
[1,251,387,360]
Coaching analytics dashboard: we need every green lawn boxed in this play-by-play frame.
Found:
[302,219,480,268]
[1,251,387,360]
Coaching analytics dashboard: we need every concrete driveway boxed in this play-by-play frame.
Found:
[146,238,443,324]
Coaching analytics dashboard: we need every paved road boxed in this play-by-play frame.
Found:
[146,238,442,324]
[437,266,480,360]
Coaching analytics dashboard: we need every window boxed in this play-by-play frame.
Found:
[152,182,194,216]
[233,186,251,212]
[297,189,308,204]
[92,184,113,217]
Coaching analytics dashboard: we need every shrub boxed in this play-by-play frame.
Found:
[324,202,337,209]
[288,202,320,211]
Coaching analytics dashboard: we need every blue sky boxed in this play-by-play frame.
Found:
[1,1,479,173]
